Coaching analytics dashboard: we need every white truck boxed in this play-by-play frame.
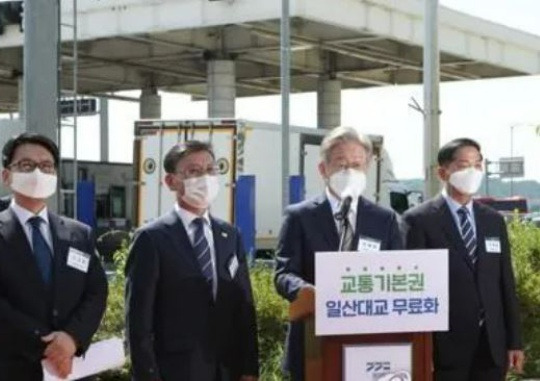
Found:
[0,119,24,197]
[133,119,400,254]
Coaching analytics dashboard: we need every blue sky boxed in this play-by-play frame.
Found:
[65,0,540,181]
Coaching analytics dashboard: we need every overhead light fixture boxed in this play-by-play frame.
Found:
[0,65,15,78]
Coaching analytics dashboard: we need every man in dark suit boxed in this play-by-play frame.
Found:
[125,141,259,381]
[401,138,524,381]
[0,194,10,211]
[274,126,403,381]
[0,133,108,380]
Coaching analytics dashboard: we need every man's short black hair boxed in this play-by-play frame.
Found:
[163,140,215,174]
[2,132,60,168]
[437,138,482,166]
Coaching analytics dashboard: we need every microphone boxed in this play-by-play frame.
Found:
[334,195,352,221]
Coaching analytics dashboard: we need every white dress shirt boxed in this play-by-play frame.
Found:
[10,199,54,253]
[441,188,477,237]
[174,203,218,297]
[325,187,358,236]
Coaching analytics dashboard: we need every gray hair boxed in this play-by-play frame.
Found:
[320,126,373,163]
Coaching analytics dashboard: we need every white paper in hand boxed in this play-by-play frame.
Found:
[228,255,239,278]
[43,337,125,381]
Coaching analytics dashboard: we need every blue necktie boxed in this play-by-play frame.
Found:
[457,207,477,265]
[28,216,53,284]
[191,218,214,286]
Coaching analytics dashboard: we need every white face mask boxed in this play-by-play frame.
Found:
[181,175,220,209]
[10,169,57,199]
[328,169,367,199]
[448,167,483,195]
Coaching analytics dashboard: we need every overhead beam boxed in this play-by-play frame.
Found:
[70,73,140,87]
[78,52,206,80]
[337,73,389,86]
[239,24,479,80]
[440,59,478,67]
[93,92,141,103]
[237,53,322,74]
[329,36,387,44]
[119,35,204,52]
[0,101,18,111]
[77,52,295,95]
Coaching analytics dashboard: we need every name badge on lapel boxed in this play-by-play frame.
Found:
[228,254,239,278]
[485,237,501,254]
[357,236,382,252]
[67,247,91,273]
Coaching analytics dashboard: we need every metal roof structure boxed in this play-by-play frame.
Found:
[0,0,539,111]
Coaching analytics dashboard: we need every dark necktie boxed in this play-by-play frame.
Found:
[191,218,214,286]
[28,216,53,284]
[457,206,477,265]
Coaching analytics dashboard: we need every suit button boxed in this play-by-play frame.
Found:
[34,329,40,336]
[53,309,59,317]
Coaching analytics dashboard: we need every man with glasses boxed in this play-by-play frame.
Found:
[0,133,108,380]
[401,138,524,380]
[274,126,403,381]
[125,141,259,381]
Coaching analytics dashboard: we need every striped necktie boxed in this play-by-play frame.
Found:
[339,213,355,251]
[457,206,477,265]
[191,218,214,286]
[28,216,53,284]
[341,219,354,251]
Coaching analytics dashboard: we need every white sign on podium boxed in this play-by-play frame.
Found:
[343,343,412,381]
[315,249,449,336]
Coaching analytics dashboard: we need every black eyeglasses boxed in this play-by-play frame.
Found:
[9,159,56,174]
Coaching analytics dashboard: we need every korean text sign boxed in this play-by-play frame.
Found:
[315,250,449,336]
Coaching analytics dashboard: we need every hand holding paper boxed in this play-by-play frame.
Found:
[42,331,77,379]
[43,338,125,381]
[508,350,525,374]
[43,357,73,380]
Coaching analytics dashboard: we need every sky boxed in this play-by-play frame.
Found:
[62,0,540,181]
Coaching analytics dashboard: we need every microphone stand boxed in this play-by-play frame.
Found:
[335,195,352,252]
[338,218,350,252]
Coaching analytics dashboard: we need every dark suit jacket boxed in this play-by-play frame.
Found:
[0,196,10,212]
[125,210,259,381]
[274,195,403,380]
[401,196,522,368]
[0,208,108,378]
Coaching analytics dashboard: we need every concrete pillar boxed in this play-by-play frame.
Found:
[317,77,341,129]
[100,98,109,162]
[23,0,59,141]
[17,75,24,119]
[207,60,235,118]
[423,0,441,198]
[139,87,162,119]
[24,0,59,212]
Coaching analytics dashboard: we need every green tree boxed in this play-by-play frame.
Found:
[508,219,540,379]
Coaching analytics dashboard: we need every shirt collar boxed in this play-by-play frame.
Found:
[325,187,359,218]
[174,203,211,229]
[441,187,473,215]
[9,199,49,226]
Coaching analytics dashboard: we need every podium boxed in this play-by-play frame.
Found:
[290,250,448,381]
